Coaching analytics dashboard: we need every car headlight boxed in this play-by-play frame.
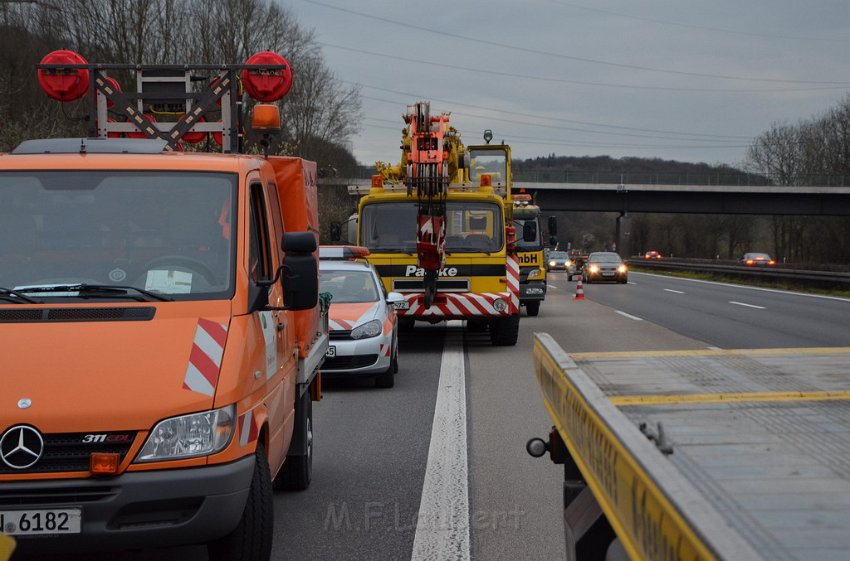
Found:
[528,268,544,280]
[136,405,235,462]
[589,264,599,274]
[548,261,556,267]
[351,319,383,339]
[617,265,627,273]
[566,259,573,267]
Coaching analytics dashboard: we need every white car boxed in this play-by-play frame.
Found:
[319,255,404,388]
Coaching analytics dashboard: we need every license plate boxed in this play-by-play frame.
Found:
[393,301,410,310]
[602,272,614,276]
[0,509,81,535]
[326,346,336,358]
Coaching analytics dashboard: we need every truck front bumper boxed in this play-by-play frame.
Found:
[520,280,547,302]
[9,455,254,554]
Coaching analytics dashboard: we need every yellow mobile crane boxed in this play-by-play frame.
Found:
[349,102,523,345]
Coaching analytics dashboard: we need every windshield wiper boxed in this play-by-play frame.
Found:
[15,284,173,302]
[0,287,40,304]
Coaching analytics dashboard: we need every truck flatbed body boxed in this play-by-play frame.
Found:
[533,334,850,561]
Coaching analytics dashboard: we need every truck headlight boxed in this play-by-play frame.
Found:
[493,298,507,312]
[351,319,382,339]
[136,405,235,462]
[528,268,544,280]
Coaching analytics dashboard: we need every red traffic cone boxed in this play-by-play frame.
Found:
[574,278,585,300]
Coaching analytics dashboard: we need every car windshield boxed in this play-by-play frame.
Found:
[549,251,567,260]
[589,253,622,263]
[320,269,380,303]
[746,253,771,259]
[360,201,504,253]
[0,171,236,300]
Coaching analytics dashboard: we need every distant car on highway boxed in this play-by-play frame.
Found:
[546,250,571,272]
[644,250,663,259]
[319,247,404,388]
[740,252,776,266]
[583,252,628,284]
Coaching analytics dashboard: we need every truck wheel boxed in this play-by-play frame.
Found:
[525,301,540,317]
[208,443,273,561]
[467,319,487,333]
[275,392,313,491]
[490,315,520,346]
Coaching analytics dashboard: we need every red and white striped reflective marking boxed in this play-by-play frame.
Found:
[238,410,259,447]
[506,254,520,313]
[400,291,513,318]
[329,318,354,331]
[182,318,228,396]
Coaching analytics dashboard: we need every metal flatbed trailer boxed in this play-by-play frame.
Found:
[530,333,850,561]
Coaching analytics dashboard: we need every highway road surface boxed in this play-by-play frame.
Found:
[18,272,850,561]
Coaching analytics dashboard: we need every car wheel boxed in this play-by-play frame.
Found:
[208,443,273,561]
[525,301,540,317]
[375,364,395,388]
[391,335,399,373]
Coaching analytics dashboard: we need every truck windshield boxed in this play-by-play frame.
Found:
[468,149,508,187]
[0,171,236,300]
[360,201,504,254]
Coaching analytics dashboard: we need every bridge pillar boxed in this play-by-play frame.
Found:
[615,213,632,257]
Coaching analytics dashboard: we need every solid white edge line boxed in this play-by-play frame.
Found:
[729,301,766,309]
[632,271,850,303]
[615,310,644,321]
[410,320,469,561]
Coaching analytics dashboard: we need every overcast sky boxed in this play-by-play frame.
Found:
[284,0,850,169]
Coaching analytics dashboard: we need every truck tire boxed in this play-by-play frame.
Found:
[208,443,273,561]
[489,315,520,346]
[275,391,313,491]
[525,301,540,317]
[467,319,488,333]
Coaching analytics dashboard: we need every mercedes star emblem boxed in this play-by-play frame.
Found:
[0,425,44,469]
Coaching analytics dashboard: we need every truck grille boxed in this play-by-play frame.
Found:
[0,431,138,475]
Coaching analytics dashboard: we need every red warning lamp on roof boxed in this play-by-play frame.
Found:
[37,50,90,102]
[241,51,293,102]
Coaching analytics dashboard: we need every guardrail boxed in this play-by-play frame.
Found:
[630,258,850,288]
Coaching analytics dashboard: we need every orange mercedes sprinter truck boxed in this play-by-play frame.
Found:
[0,52,328,560]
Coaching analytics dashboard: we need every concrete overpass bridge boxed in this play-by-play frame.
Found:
[327,174,850,255]
[327,176,850,216]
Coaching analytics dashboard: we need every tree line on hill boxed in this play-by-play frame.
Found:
[517,98,850,265]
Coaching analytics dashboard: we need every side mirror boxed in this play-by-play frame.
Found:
[522,221,537,242]
[281,231,318,310]
[386,291,404,305]
[547,216,558,236]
